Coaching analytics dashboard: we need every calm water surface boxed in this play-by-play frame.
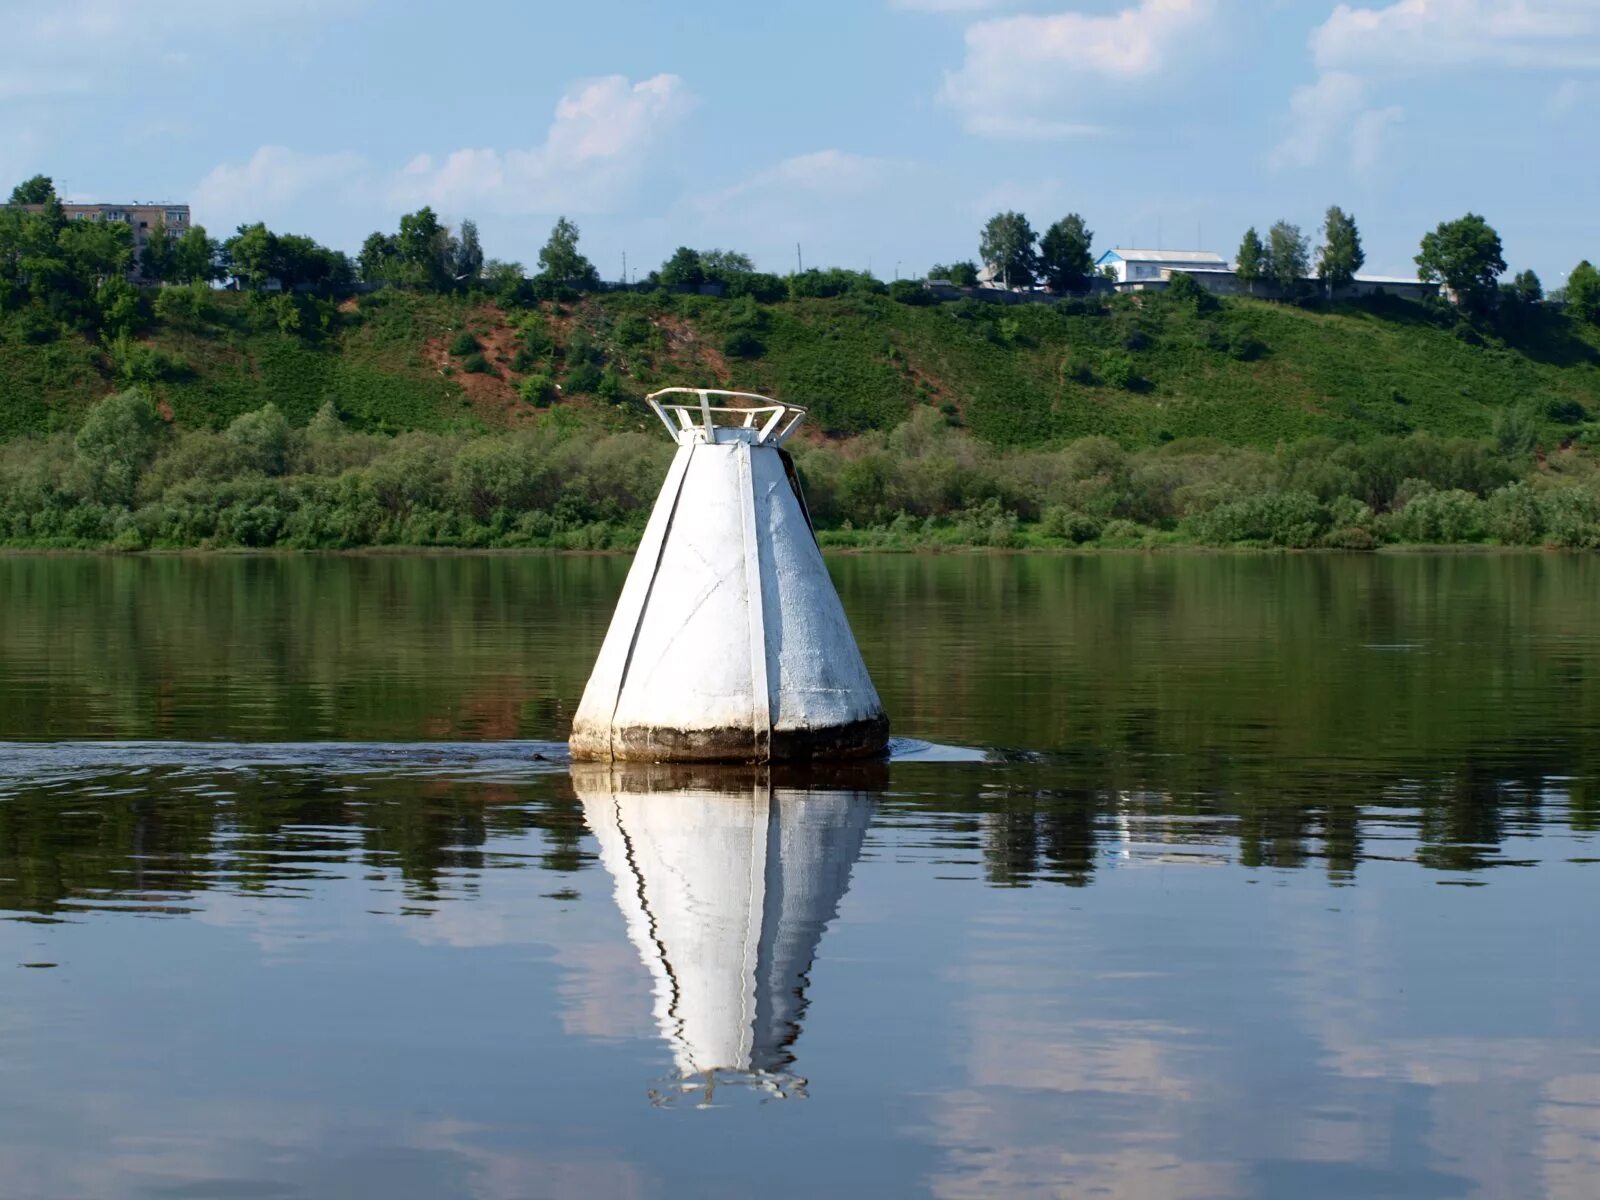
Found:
[2,554,1598,1199]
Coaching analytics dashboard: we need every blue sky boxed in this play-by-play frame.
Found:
[2,0,1595,285]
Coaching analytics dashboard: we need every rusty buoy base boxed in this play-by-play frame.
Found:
[569,714,889,765]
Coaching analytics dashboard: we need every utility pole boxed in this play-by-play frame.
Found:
[796,243,803,274]
[622,250,627,287]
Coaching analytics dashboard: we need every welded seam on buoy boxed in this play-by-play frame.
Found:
[738,443,771,759]
[608,441,695,759]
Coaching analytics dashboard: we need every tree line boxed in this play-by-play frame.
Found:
[6,170,1599,334]
[925,200,1598,325]
[5,387,1599,552]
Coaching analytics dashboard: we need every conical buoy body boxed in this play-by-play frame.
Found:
[571,390,888,763]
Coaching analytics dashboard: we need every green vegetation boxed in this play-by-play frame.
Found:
[6,380,1600,552]
[5,175,1600,552]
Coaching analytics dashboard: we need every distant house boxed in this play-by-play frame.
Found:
[1096,247,1229,285]
[1115,264,1441,302]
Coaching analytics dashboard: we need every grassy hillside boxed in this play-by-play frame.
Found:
[3,286,1598,449]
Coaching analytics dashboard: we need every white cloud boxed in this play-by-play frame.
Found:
[1349,104,1404,175]
[1276,0,1600,171]
[701,149,901,207]
[194,147,372,232]
[193,74,691,240]
[1268,71,1401,174]
[940,0,1217,138]
[391,74,692,216]
[1545,78,1587,116]
[680,149,918,271]
[1313,0,1600,73]
[1,0,347,100]
[891,0,1013,10]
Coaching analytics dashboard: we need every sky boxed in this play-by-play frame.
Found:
[1,0,1596,285]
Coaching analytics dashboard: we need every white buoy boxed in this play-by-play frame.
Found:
[571,388,888,763]
[573,763,876,1098]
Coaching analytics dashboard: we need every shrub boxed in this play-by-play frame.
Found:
[725,272,788,303]
[1098,518,1146,547]
[449,330,480,356]
[723,329,765,358]
[1486,482,1544,544]
[461,352,492,375]
[74,387,164,506]
[565,361,603,394]
[889,279,935,306]
[1099,350,1138,390]
[597,367,628,402]
[1323,525,1377,550]
[1384,488,1485,543]
[950,497,1018,548]
[518,373,556,406]
[1539,487,1600,548]
[1191,490,1328,547]
[225,403,291,476]
[1230,334,1268,361]
[1164,271,1220,314]
[1041,507,1103,543]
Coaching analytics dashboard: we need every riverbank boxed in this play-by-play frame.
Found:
[5,387,1600,553]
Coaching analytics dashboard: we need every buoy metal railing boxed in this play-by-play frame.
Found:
[646,388,806,447]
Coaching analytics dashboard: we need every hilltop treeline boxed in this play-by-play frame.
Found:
[4,389,1599,551]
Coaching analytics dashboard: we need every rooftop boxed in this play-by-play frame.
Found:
[1102,248,1228,265]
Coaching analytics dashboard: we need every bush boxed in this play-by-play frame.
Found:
[461,352,492,375]
[723,329,765,358]
[1164,271,1220,314]
[518,374,556,407]
[889,279,935,306]
[74,387,164,506]
[950,497,1018,548]
[1191,490,1328,547]
[725,272,787,303]
[565,361,603,394]
[1486,483,1544,544]
[1539,487,1600,548]
[1041,507,1103,543]
[449,331,481,356]
[1384,488,1485,543]
[225,403,291,476]
[1099,350,1139,390]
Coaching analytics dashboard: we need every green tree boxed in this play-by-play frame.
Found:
[171,225,220,284]
[929,261,979,287]
[139,221,176,281]
[1267,221,1309,291]
[1235,228,1266,293]
[537,216,598,289]
[659,246,704,289]
[359,232,398,283]
[1566,260,1600,325]
[8,175,55,205]
[451,219,483,284]
[74,386,163,505]
[1416,213,1506,311]
[396,207,450,288]
[1038,214,1094,293]
[700,249,755,281]
[1510,269,1543,305]
[223,222,278,289]
[979,211,1038,288]
[1317,206,1365,291]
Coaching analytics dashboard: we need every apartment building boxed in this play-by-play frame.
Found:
[10,201,191,280]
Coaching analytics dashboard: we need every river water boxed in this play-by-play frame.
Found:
[1,553,1597,1199]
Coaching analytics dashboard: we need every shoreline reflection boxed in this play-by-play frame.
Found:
[573,762,880,1103]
